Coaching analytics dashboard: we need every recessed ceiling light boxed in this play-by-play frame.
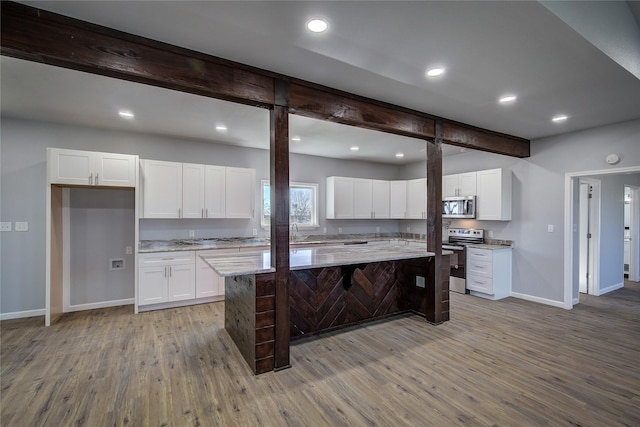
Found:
[215,125,228,131]
[118,110,134,119]
[350,146,359,152]
[291,136,301,142]
[426,67,445,77]
[395,152,405,158]
[307,19,328,33]
[499,95,517,103]
[552,115,568,123]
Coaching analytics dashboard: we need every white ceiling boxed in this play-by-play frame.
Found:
[3,1,640,162]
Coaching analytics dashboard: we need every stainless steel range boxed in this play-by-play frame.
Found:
[443,228,484,293]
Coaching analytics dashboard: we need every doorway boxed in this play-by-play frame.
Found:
[626,186,640,282]
[578,179,598,295]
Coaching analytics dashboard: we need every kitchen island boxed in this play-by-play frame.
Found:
[201,244,451,374]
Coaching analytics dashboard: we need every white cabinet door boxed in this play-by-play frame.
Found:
[138,266,169,305]
[225,167,255,218]
[141,160,183,218]
[372,180,390,219]
[48,148,94,185]
[476,168,512,221]
[204,165,226,218]
[182,163,205,218]
[95,152,137,187]
[168,264,196,302]
[442,175,459,198]
[443,172,476,197]
[353,178,373,219]
[389,181,407,219]
[458,172,477,196]
[196,256,219,298]
[326,176,354,219]
[406,178,427,219]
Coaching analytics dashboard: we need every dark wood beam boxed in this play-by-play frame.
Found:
[0,1,274,107]
[1,1,530,158]
[289,82,436,139]
[425,120,444,324]
[270,80,291,371]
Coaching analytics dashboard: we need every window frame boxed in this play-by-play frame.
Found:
[261,180,319,230]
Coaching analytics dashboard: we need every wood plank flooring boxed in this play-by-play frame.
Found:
[2,283,639,426]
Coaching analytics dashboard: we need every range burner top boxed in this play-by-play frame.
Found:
[447,228,484,246]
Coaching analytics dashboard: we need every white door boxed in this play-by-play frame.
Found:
[628,186,640,282]
[442,175,458,198]
[371,180,390,219]
[168,264,196,301]
[578,182,590,294]
[48,148,94,185]
[458,172,477,196]
[182,163,205,218]
[138,266,169,305]
[204,165,226,218]
[389,181,407,219]
[95,152,137,187]
[225,167,255,218]
[353,178,373,218]
[406,178,426,219]
[141,160,183,218]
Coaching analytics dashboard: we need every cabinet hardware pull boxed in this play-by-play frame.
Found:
[205,208,208,218]
[202,208,204,218]
[95,173,99,185]
[178,208,181,218]
[164,266,167,277]
[169,266,172,278]
[89,173,93,185]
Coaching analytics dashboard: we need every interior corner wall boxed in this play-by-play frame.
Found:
[442,119,640,304]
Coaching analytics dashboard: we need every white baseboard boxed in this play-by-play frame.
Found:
[510,292,567,309]
[67,298,134,312]
[0,308,46,321]
[597,282,624,296]
[573,297,580,305]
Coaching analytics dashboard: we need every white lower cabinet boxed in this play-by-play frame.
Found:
[138,251,195,306]
[196,249,239,298]
[466,247,512,300]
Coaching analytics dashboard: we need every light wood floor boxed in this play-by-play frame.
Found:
[2,283,639,426]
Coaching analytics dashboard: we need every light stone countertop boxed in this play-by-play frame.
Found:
[200,244,444,276]
[466,244,513,250]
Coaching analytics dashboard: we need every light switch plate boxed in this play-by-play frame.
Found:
[547,224,554,233]
[15,222,28,232]
[0,222,11,232]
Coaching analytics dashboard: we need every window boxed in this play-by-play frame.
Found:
[261,180,319,229]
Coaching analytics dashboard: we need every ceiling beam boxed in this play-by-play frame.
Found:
[0,1,530,158]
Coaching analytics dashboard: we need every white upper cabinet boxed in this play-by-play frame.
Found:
[443,172,476,197]
[406,178,427,219]
[327,177,390,219]
[204,165,226,218]
[389,181,407,219]
[141,159,183,218]
[141,161,252,219]
[182,163,206,218]
[326,176,354,219]
[48,148,137,187]
[476,168,512,221]
[353,178,373,219]
[371,179,391,219]
[225,167,255,219]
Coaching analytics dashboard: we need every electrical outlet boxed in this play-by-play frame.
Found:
[376,226,380,233]
[488,230,494,238]
[125,246,133,255]
[416,276,425,288]
[189,230,195,237]
[0,222,11,232]
[338,227,342,234]
[15,222,28,232]
[110,258,125,270]
[252,228,257,236]
[323,227,327,234]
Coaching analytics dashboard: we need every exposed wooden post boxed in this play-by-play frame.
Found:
[425,120,444,324]
[270,79,291,370]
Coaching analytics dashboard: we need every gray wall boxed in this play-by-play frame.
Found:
[70,188,135,305]
[0,117,402,315]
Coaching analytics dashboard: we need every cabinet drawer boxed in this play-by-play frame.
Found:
[467,259,493,277]
[139,251,195,266]
[467,275,493,294]
[467,248,493,261]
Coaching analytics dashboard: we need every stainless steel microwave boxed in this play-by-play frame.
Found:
[442,196,476,218]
